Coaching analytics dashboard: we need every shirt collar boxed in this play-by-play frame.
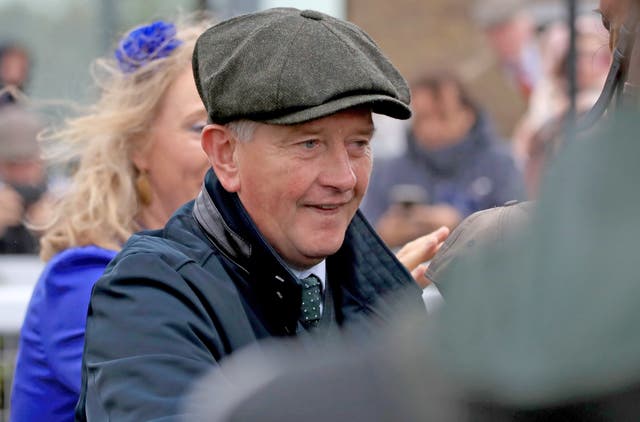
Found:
[289,260,326,291]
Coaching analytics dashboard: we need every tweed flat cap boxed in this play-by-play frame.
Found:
[193,8,411,125]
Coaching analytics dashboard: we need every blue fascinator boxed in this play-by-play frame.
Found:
[115,21,183,73]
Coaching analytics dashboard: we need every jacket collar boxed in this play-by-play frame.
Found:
[193,169,423,333]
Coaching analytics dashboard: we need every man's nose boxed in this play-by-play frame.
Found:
[320,145,357,192]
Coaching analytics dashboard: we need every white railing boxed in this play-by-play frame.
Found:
[0,255,43,421]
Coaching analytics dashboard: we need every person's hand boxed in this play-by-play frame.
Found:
[0,184,24,236]
[376,204,460,248]
[395,226,449,288]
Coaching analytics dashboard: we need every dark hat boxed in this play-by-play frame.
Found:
[0,105,42,161]
[426,200,534,289]
[193,8,411,125]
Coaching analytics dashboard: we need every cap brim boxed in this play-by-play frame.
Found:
[260,94,412,125]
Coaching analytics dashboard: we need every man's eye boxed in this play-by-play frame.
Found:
[301,140,318,149]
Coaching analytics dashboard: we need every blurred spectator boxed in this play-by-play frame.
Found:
[513,14,611,165]
[473,0,542,101]
[362,71,524,248]
[521,114,564,198]
[0,105,52,254]
[0,42,31,106]
[10,18,212,422]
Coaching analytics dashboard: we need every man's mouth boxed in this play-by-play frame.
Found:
[306,202,347,212]
[316,204,340,210]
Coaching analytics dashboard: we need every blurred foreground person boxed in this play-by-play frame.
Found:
[363,72,524,248]
[10,18,211,422]
[433,113,640,421]
[432,4,640,417]
[183,325,463,422]
[425,200,534,297]
[76,8,446,421]
[0,105,51,254]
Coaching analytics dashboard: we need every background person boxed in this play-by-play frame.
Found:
[0,105,52,254]
[362,71,524,248]
[473,0,542,101]
[512,14,611,166]
[10,18,211,422]
[0,42,31,105]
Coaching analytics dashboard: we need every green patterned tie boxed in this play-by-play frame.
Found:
[299,274,322,329]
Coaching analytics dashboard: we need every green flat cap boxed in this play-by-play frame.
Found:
[193,8,411,125]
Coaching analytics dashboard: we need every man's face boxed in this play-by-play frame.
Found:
[233,108,374,269]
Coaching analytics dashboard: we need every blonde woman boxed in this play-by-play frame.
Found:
[11,18,212,421]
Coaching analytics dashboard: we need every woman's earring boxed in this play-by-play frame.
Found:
[135,170,153,206]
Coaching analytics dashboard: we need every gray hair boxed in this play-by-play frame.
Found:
[226,120,259,142]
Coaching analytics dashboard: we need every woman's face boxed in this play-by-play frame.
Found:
[133,67,209,225]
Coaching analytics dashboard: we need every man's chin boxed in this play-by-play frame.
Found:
[301,243,343,263]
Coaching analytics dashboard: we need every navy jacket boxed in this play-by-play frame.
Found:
[75,170,424,421]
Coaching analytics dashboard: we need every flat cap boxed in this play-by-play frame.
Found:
[193,8,411,125]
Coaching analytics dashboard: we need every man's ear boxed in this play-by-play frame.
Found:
[201,124,240,192]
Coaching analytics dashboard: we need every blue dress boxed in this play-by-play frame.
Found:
[10,245,117,422]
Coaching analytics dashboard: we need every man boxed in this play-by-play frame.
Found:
[76,8,446,420]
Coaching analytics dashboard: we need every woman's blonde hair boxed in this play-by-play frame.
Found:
[39,16,212,261]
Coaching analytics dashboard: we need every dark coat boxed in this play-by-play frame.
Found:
[75,170,424,421]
